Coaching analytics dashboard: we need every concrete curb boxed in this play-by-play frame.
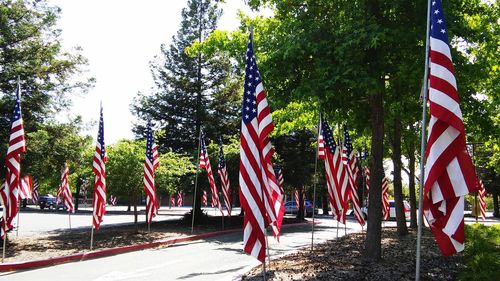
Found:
[0,228,240,272]
[0,220,313,272]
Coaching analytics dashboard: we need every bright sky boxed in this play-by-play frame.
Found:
[51,0,267,144]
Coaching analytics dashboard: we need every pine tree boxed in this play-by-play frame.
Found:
[132,0,239,153]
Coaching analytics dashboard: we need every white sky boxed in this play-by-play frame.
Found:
[51,0,267,144]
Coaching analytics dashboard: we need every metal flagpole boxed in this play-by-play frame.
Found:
[16,200,20,236]
[191,129,203,234]
[416,0,432,280]
[69,213,72,230]
[336,220,339,238]
[90,227,94,250]
[311,113,321,251]
[2,232,6,262]
[266,228,271,270]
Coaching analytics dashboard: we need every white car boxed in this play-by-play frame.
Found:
[354,200,411,220]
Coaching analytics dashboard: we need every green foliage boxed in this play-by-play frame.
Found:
[459,224,500,281]
[0,0,94,150]
[24,119,91,194]
[155,151,196,196]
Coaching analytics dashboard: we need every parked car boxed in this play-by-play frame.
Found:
[38,194,66,210]
[350,200,411,220]
[284,200,319,217]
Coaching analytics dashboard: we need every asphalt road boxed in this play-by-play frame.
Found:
[0,216,363,281]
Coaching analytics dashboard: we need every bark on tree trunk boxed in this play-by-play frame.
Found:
[133,191,139,233]
[365,89,384,261]
[493,192,499,218]
[392,115,408,236]
[407,126,418,228]
[322,192,330,216]
[297,187,305,220]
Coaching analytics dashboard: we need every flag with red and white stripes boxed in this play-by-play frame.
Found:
[19,175,32,200]
[143,122,160,224]
[92,106,107,230]
[31,178,40,205]
[342,128,365,226]
[477,180,486,220]
[423,0,479,256]
[177,191,182,207]
[294,190,299,208]
[0,80,26,237]
[382,177,390,220]
[276,168,284,198]
[57,165,75,213]
[202,190,208,206]
[170,195,175,208]
[199,134,223,215]
[364,166,370,193]
[318,117,348,223]
[239,31,284,262]
[218,140,231,215]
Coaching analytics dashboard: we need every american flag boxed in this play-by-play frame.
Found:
[92,106,107,230]
[170,195,175,208]
[342,128,365,226]
[19,175,32,200]
[239,31,284,262]
[57,165,75,213]
[218,140,231,215]
[143,122,160,224]
[276,168,284,199]
[318,117,347,223]
[177,191,183,207]
[477,181,486,220]
[423,0,479,256]
[294,190,300,208]
[364,166,370,193]
[202,190,208,206]
[199,134,223,215]
[1,80,26,237]
[382,177,390,220]
[31,178,40,205]
[109,195,117,206]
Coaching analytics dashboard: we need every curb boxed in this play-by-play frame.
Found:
[0,220,313,272]
[0,228,240,272]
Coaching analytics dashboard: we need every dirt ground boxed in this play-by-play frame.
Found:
[243,228,463,281]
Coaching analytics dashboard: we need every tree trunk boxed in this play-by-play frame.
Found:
[133,192,138,233]
[297,187,305,220]
[493,192,499,218]
[392,115,408,236]
[407,126,418,228]
[365,90,384,261]
[322,192,330,216]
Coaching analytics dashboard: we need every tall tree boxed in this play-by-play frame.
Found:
[131,0,239,152]
[0,0,93,146]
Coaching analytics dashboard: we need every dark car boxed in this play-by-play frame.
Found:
[38,195,57,210]
[284,200,319,217]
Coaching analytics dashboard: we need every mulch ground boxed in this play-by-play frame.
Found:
[0,214,302,264]
[243,227,463,281]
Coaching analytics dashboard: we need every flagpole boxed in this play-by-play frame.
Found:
[16,200,20,236]
[416,0,432,280]
[311,112,321,251]
[191,129,202,234]
[69,213,72,230]
[90,227,94,250]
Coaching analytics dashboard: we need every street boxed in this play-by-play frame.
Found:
[0,216,363,281]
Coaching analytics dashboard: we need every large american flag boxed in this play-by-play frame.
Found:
[143,122,160,224]
[318,117,347,223]
[0,81,26,237]
[217,140,231,215]
[31,178,40,205]
[19,175,32,200]
[239,31,284,262]
[423,0,479,256]
[92,106,107,230]
[57,165,75,213]
[477,181,486,220]
[342,128,365,226]
[199,134,223,215]
[382,177,390,220]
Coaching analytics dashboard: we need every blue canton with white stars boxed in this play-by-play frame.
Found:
[343,128,353,158]
[146,122,155,162]
[430,0,450,44]
[242,32,262,124]
[97,108,106,158]
[218,139,226,170]
[11,83,22,123]
[320,117,337,154]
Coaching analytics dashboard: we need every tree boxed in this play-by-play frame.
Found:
[0,0,94,151]
[155,150,196,202]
